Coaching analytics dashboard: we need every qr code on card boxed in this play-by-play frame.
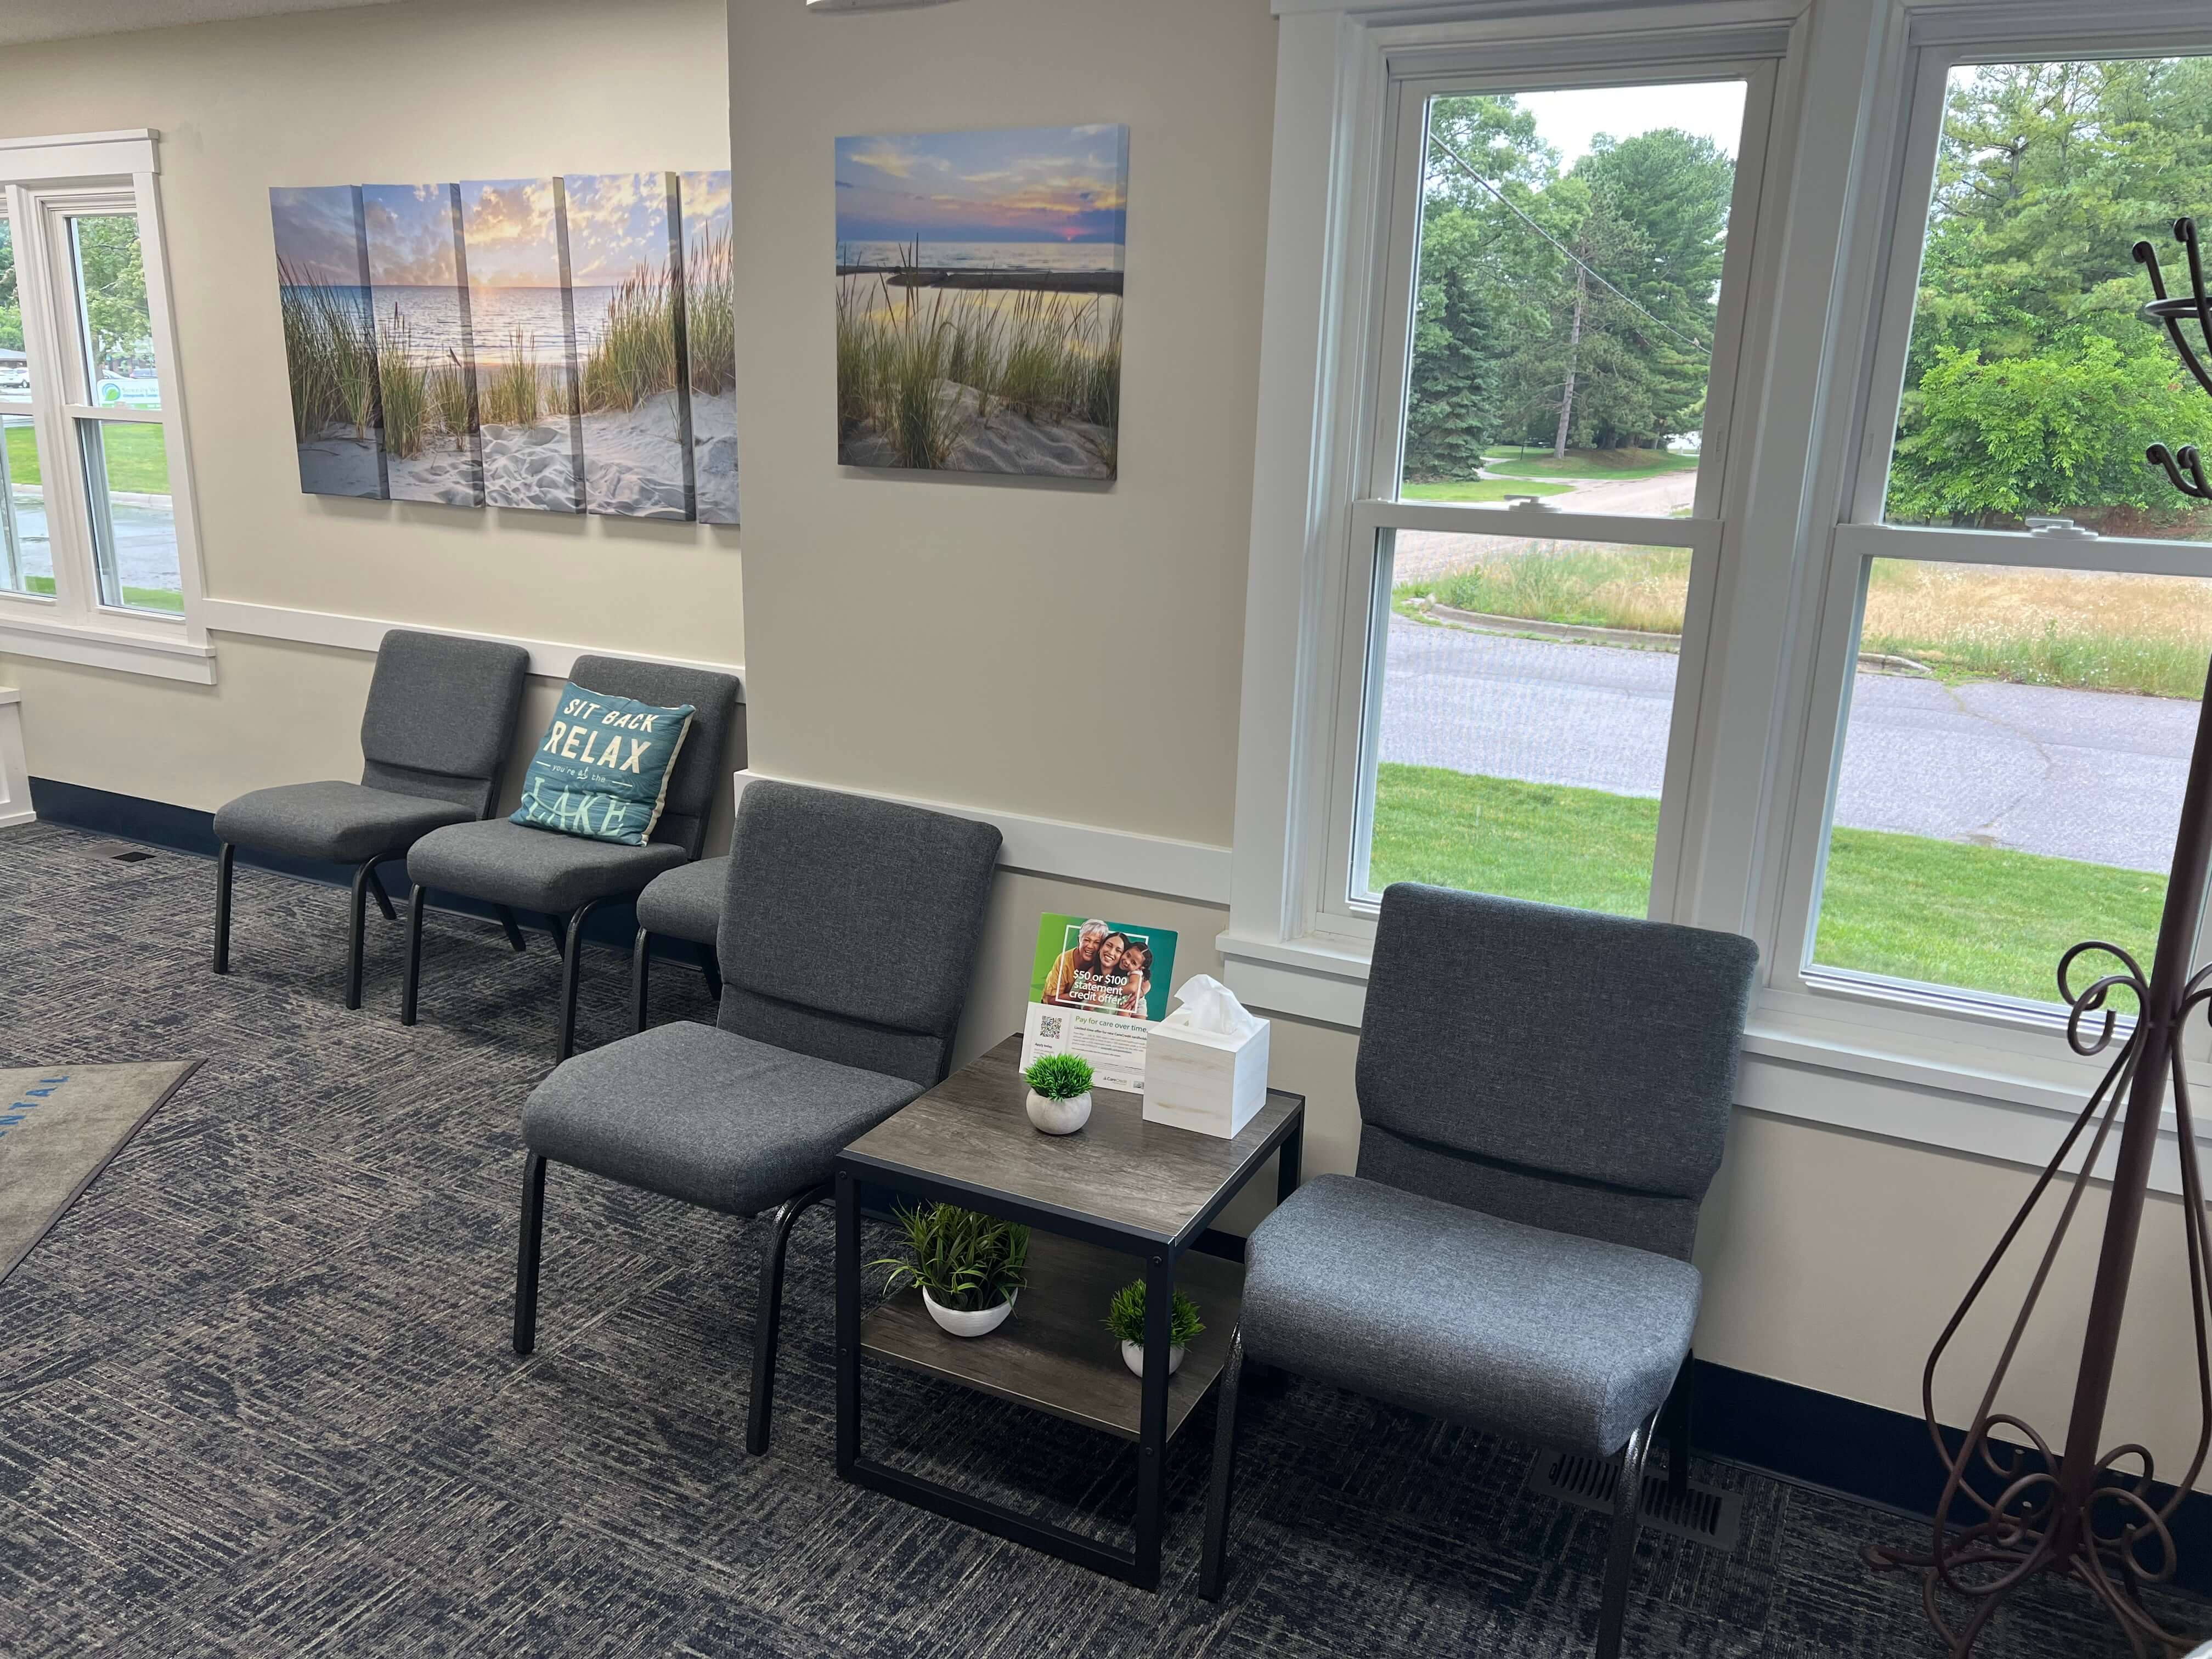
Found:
[1038,1014,1064,1043]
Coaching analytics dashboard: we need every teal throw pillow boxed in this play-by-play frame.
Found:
[512,682,696,846]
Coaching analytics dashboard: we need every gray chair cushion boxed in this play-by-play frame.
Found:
[569,654,741,860]
[523,1020,924,1215]
[715,781,1001,1086]
[1356,883,1757,1257]
[636,855,727,945]
[1240,1173,1700,1460]
[407,817,684,913]
[213,781,472,864]
[358,630,531,813]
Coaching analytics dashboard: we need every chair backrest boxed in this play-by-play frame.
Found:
[1354,883,1758,1260]
[715,780,1002,1087]
[358,630,531,817]
[568,654,741,860]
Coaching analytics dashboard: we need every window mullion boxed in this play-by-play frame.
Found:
[12,185,93,623]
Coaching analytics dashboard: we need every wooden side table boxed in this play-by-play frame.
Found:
[834,1034,1305,1589]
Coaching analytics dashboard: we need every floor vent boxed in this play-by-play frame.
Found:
[1527,1448,1743,1552]
[110,849,156,864]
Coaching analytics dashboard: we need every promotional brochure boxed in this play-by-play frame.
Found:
[1018,912,1180,1091]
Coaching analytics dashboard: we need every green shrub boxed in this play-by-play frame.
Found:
[1023,1053,1094,1100]
[872,1203,1030,1313]
[1105,1279,1203,1348]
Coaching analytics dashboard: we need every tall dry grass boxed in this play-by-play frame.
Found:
[376,309,429,460]
[834,253,1122,470]
[1404,546,2212,699]
[481,330,552,427]
[578,269,679,414]
[278,261,377,441]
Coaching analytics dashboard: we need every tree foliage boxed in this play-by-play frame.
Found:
[1403,95,1735,480]
[1886,57,2212,531]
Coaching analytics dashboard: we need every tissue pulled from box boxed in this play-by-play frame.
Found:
[1171,974,1265,1039]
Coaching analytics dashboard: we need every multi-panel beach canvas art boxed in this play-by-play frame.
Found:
[270,170,737,522]
[834,124,1126,481]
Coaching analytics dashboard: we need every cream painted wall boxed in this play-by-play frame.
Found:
[726,0,1272,848]
[1,0,744,803]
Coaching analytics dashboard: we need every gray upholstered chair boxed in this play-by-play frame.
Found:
[512,780,1001,1453]
[211,629,529,1010]
[400,654,739,1061]
[1199,883,1758,1659]
[630,855,729,1031]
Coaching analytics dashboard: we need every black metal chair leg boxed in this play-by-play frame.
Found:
[747,1182,832,1456]
[365,865,398,922]
[1595,1410,1658,1659]
[546,913,568,955]
[401,882,427,1025]
[212,842,235,974]
[701,947,721,1001]
[345,860,374,1011]
[514,1153,548,1355]
[1664,1353,1695,1504]
[494,905,528,953]
[1199,1327,1248,1600]
[632,928,652,1034]
[556,898,603,1062]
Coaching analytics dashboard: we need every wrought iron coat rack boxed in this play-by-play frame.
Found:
[1865,218,2212,1656]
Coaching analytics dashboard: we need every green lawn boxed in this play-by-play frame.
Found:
[1481,444,1701,482]
[20,573,183,613]
[5,420,170,493]
[1372,764,2163,1008]
[1401,478,1573,504]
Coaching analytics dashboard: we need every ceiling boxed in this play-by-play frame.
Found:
[0,0,435,48]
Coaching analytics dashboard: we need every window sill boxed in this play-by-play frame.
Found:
[0,606,215,683]
[1217,928,2203,1193]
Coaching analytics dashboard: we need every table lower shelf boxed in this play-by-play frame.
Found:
[860,1232,1244,1443]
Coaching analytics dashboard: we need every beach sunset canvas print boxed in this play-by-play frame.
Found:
[270,166,739,521]
[363,183,483,507]
[272,185,385,499]
[834,123,1126,479]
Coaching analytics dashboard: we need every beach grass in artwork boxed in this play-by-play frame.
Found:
[458,179,583,513]
[270,184,386,499]
[565,171,691,518]
[680,170,738,524]
[362,183,482,506]
[833,126,1127,479]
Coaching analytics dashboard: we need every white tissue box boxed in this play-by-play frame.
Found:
[1143,1008,1271,1139]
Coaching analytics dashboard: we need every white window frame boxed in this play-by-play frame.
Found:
[1224,0,2212,1190]
[1760,5,2212,1079]
[0,130,212,683]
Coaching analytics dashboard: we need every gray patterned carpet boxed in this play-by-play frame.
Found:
[1,817,2203,1657]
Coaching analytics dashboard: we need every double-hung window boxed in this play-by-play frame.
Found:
[1227,15,1792,1009]
[0,131,209,680]
[1775,31,2212,1037]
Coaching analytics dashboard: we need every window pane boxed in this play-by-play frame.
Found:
[1810,561,2205,1007]
[69,213,160,411]
[78,417,179,613]
[1397,81,1746,510]
[1883,58,2212,540]
[1,414,47,596]
[1362,526,1689,915]
[0,212,27,400]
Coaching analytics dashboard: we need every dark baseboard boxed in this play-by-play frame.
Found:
[24,776,666,953]
[16,776,2212,1598]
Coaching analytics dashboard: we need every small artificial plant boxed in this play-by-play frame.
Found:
[1024,1052,1095,1100]
[872,1203,1031,1313]
[1105,1278,1205,1350]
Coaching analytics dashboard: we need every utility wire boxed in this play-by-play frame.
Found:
[1424,130,1710,353]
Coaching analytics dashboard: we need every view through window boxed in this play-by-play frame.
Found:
[0,211,35,598]
[1360,79,1747,917]
[1811,56,2212,1009]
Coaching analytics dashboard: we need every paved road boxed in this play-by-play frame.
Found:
[1380,615,2193,873]
[5,492,179,594]
[1393,466,1698,583]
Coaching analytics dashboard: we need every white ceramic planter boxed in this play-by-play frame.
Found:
[923,1288,1016,1338]
[1026,1088,1092,1135]
[1120,1340,1187,1377]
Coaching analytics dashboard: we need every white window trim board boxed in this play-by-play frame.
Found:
[0,686,32,828]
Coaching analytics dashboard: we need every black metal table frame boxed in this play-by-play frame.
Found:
[833,1107,1304,1590]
